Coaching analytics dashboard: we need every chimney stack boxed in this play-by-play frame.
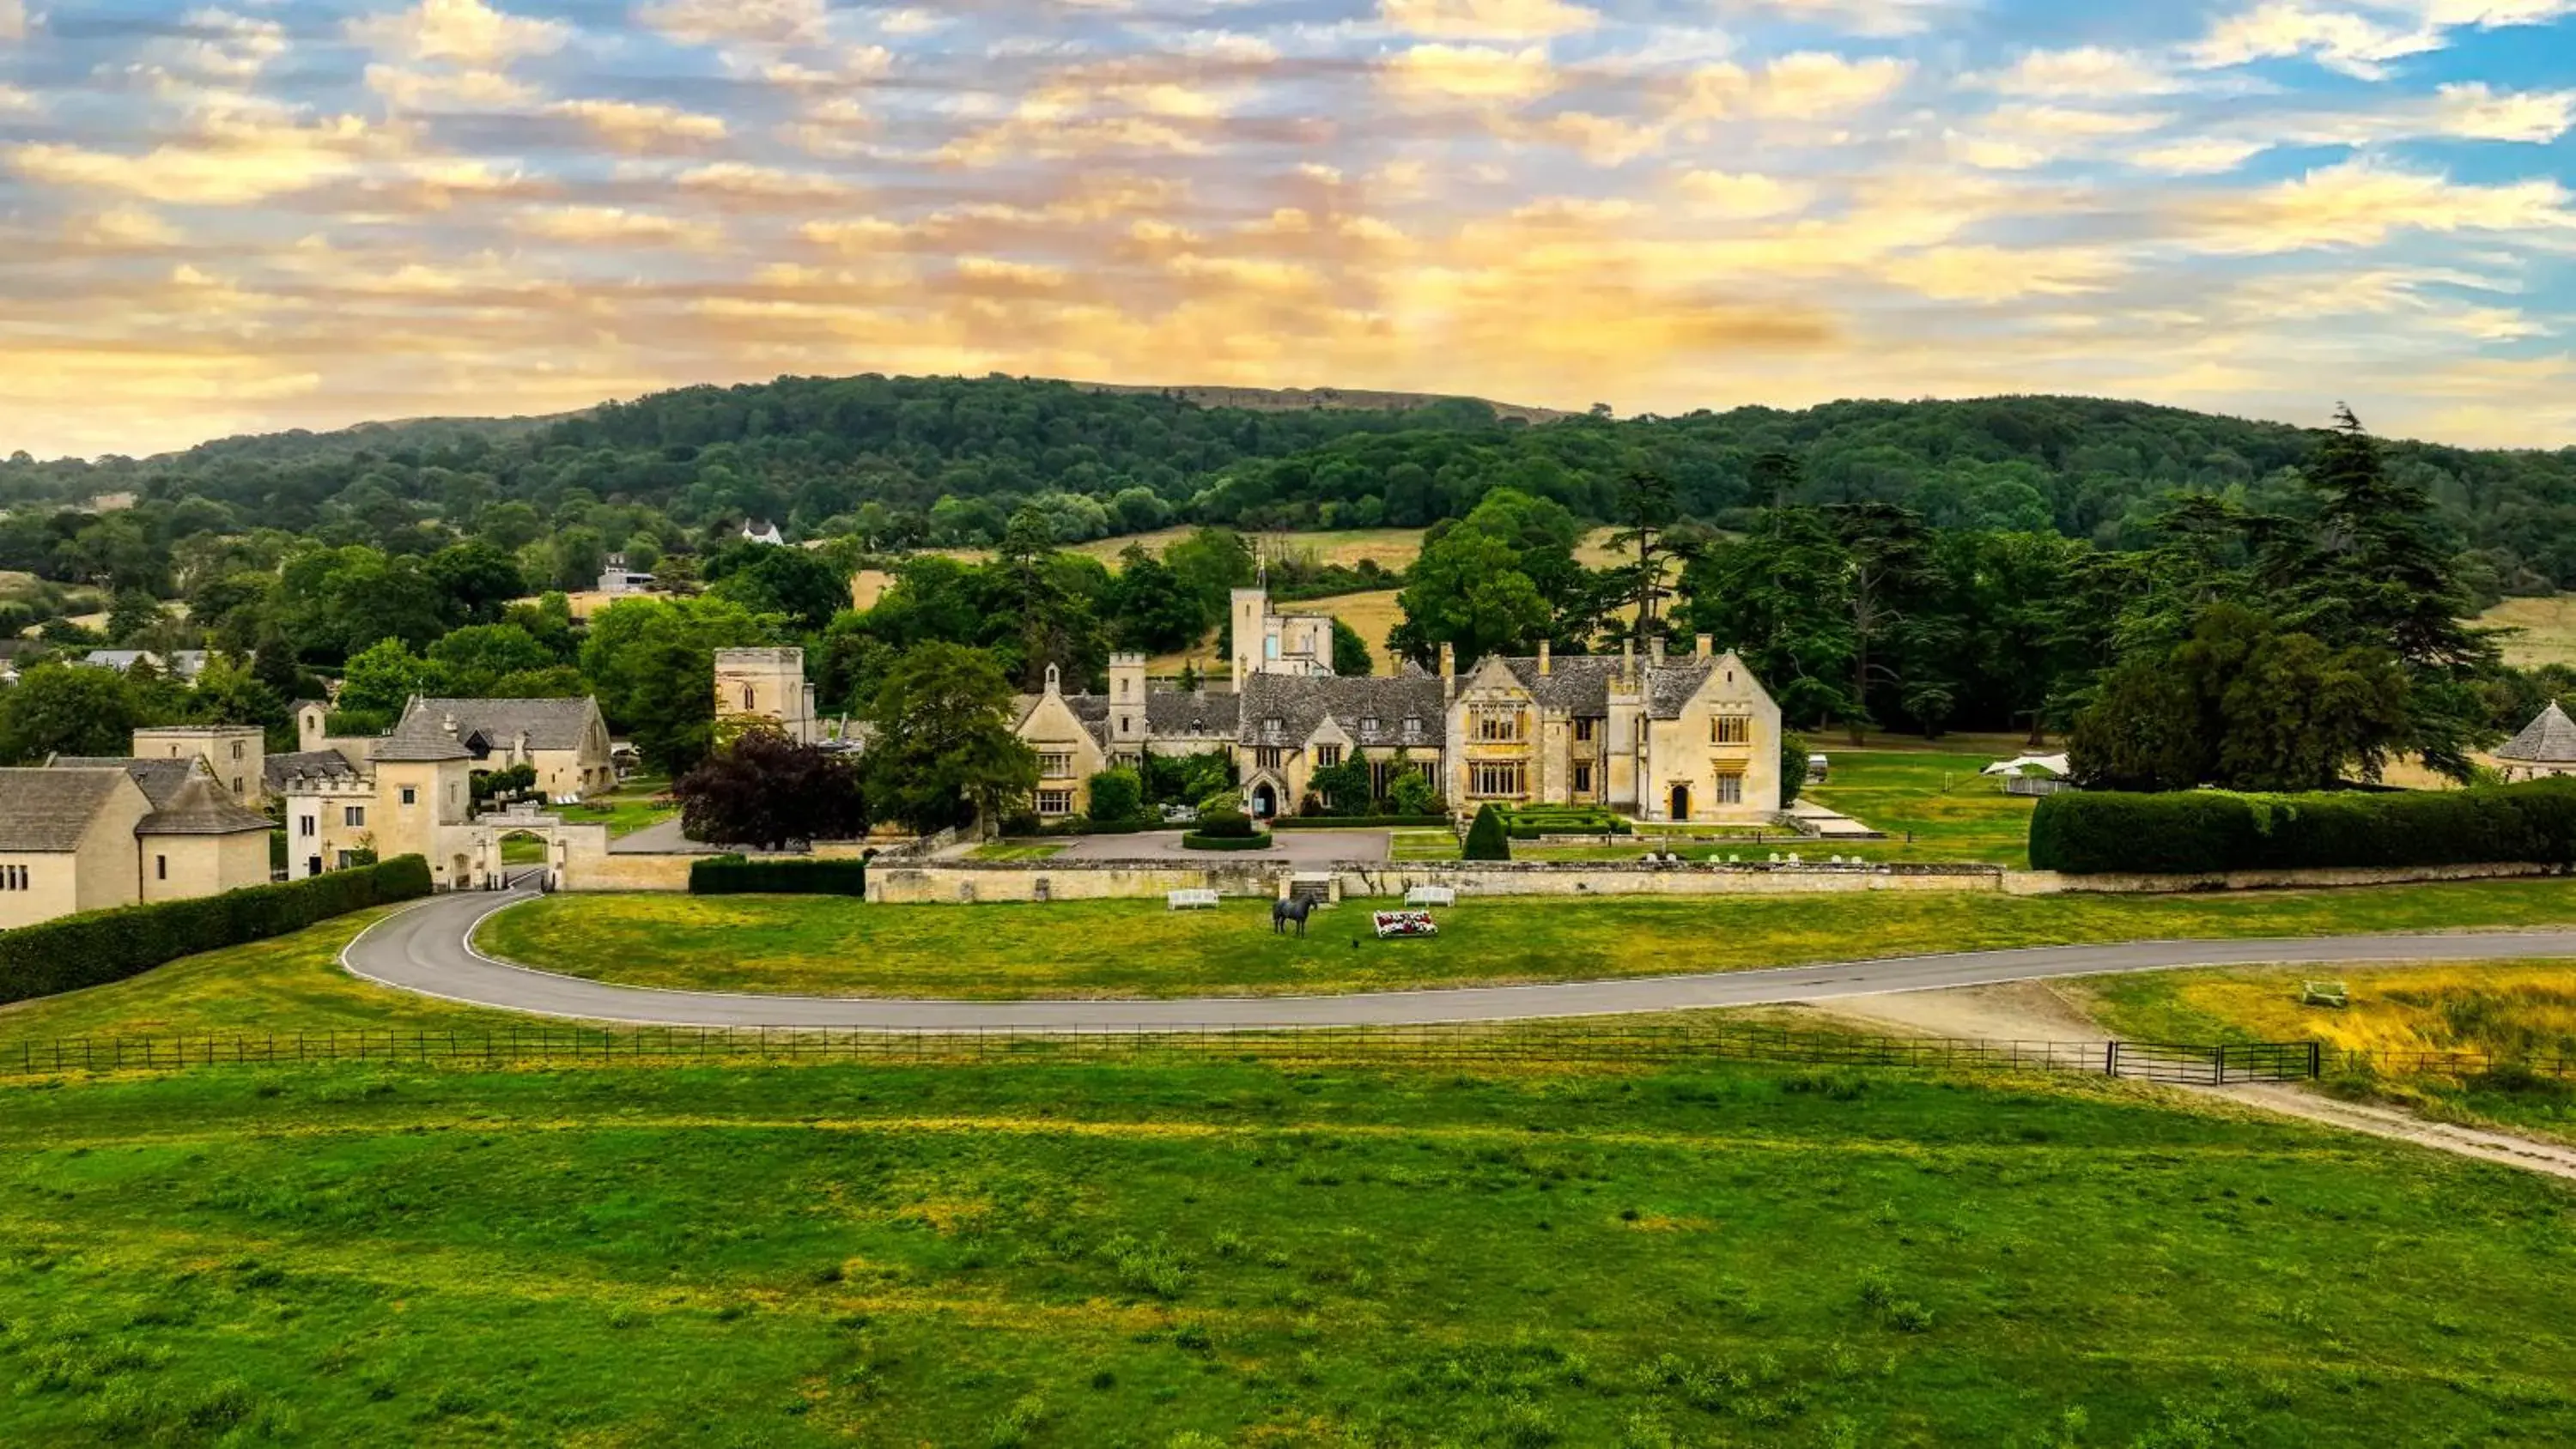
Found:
[1695,634,1713,660]
[1439,642,1455,701]
[1538,639,1551,677]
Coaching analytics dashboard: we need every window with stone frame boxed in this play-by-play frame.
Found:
[1473,706,1525,743]
[1712,714,1751,745]
[1037,751,1074,778]
[1716,771,1743,804]
[1573,762,1594,794]
[1255,745,1286,771]
[1468,761,1525,797]
[1036,789,1074,816]
[1574,717,1596,743]
[1314,744,1343,767]
[1401,715,1425,741]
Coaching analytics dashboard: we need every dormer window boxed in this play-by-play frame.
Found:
[1402,715,1423,739]
[1263,716,1284,737]
[1361,716,1380,735]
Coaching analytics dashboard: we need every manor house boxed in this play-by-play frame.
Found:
[1012,586,1786,824]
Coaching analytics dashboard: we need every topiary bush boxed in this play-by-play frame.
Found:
[1463,803,1511,861]
[1182,831,1271,851]
[1194,808,1257,840]
[2027,779,2576,875]
[0,855,434,1007]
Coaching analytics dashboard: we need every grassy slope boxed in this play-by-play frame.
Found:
[4,1058,2573,1446]
[1803,749,2039,867]
[476,879,2576,1000]
[2081,961,2576,1143]
[2481,594,2576,670]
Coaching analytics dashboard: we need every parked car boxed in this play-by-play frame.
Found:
[1807,754,1831,784]
[1160,803,1200,825]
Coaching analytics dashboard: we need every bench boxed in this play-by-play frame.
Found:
[2300,980,2350,1009]
[1406,885,1457,907]
[1166,888,1221,911]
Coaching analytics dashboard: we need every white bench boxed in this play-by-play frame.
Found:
[1405,885,1457,906]
[1166,888,1221,911]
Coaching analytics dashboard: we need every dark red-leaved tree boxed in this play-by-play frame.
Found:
[673,727,870,851]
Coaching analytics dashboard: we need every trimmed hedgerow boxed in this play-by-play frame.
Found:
[1269,815,1451,829]
[1182,832,1271,851]
[1192,809,1258,840]
[688,856,870,895]
[2027,781,2576,876]
[0,854,434,1006]
[1463,804,1512,861]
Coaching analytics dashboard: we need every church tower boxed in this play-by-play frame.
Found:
[714,647,817,744]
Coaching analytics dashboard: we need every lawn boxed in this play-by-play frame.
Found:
[1802,749,2038,867]
[971,840,1070,862]
[555,777,679,840]
[2081,960,2576,1143]
[472,878,2576,999]
[2480,593,2576,670]
[5,1054,2574,1446]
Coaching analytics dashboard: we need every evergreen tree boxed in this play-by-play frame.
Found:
[1462,803,1511,861]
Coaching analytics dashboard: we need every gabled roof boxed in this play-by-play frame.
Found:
[2499,700,2576,763]
[1238,673,1447,747]
[265,749,363,791]
[372,706,474,762]
[0,768,136,852]
[1144,689,1240,737]
[137,773,273,836]
[46,755,203,809]
[397,697,604,754]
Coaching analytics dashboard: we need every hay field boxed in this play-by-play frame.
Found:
[2480,594,2576,668]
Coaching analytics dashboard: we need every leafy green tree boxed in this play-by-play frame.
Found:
[1462,803,1511,860]
[1679,512,1856,728]
[581,596,779,775]
[1330,619,1374,677]
[0,664,149,762]
[427,624,575,697]
[1085,767,1145,824]
[425,541,526,626]
[106,588,164,645]
[1386,766,1439,816]
[1163,527,1255,619]
[673,728,869,850]
[337,638,431,726]
[1106,548,1208,653]
[860,642,1038,834]
[1308,757,1375,815]
[703,542,850,632]
[1390,529,1548,668]
[185,655,288,743]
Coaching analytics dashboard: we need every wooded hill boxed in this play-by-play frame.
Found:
[5,374,2573,589]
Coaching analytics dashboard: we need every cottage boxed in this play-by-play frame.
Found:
[1,762,272,929]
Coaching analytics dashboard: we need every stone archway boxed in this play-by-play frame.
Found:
[1668,783,1691,821]
[1250,781,1278,818]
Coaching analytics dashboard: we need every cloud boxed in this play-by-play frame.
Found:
[9,113,381,204]
[365,64,539,110]
[637,0,828,48]
[2189,3,2441,77]
[2182,160,2576,252]
[1380,0,1599,39]
[1673,170,1814,217]
[2129,136,2273,174]
[1880,245,2129,301]
[548,99,729,149]
[674,162,858,199]
[513,205,722,248]
[2427,81,2576,141]
[1382,43,1562,103]
[0,0,24,44]
[1680,52,1912,121]
[1984,46,2180,99]
[346,0,568,67]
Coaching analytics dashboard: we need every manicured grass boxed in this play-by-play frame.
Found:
[556,777,679,839]
[1388,828,1459,861]
[5,1055,2573,1446]
[2081,961,2576,1143]
[476,878,2576,1000]
[1803,749,2038,866]
[969,840,1069,862]
[499,834,548,864]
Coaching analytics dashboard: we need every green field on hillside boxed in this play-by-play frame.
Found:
[4,1056,2574,1446]
[475,878,2576,1000]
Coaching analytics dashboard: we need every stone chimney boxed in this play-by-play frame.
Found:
[1439,642,1455,702]
[1538,639,1552,676]
[440,712,458,737]
[1695,634,1713,660]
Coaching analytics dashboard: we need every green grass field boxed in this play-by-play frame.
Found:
[474,879,2576,1000]
[555,778,679,840]
[6,1054,2575,1446]
[1802,749,2038,866]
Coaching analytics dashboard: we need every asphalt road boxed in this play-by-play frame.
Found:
[341,889,2576,1031]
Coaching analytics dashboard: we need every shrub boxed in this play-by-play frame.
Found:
[1182,832,1271,851]
[1194,808,1256,840]
[1463,803,1511,861]
[0,855,434,1007]
[1269,814,1450,829]
[689,855,869,895]
[1085,767,1145,825]
[2028,779,2576,875]
[1387,767,1440,817]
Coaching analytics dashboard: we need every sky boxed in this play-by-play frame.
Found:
[2,0,2574,460]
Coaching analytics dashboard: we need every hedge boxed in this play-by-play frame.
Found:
[1182,832,1272,852]
[1194,809,1258,840]
[2027,781,2576,876]
[0,854,434,1007]
[689,856,871,894]
[1270,815,1452,829]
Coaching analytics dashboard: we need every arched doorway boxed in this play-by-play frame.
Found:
[1251,782,1277,818]
[451,852,472,889]
[1668,784,1691,821]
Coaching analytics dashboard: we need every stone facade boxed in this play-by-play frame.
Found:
[0,763,273,929]
[296,697,615,803]
[714,647,819,745]
[279,709,499,892]
[131,725,266,804]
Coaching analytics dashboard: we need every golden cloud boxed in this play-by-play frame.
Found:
[548,99,730,150]
[636,0,827,48]
[1380,0,1599,39]
[346,0,568,67]
[1382,44,1562,104]
[2184,161,2575,252]
[9,113,381,204]
[513,204,723,248]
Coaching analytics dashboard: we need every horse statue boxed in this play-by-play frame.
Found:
[1272,895,1318,937]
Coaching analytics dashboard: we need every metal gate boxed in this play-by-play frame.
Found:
[2106,1040,2319,1085]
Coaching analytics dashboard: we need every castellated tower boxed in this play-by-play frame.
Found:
[714,647,817,744]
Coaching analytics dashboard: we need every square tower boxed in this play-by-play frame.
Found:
[714,647,817,744]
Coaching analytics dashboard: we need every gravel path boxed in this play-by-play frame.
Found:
[343,889,2576,1031]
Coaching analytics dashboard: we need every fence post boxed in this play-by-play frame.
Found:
[2104,1040,2119,1078]
[2307,1041,2322,1081]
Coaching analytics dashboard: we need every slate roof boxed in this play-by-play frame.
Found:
[371,706,474,762]
[0,768,132,852]
[47,755,202,809]
[1237,673,1448,748]
[2499,700,2576,763]
[1144,689,1241,737]
[137,773,273,836]
[1489,654,1719,719]
[265,749,362,792]
[399,697,604,755]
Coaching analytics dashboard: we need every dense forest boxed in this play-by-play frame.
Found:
[7,373,2576,591]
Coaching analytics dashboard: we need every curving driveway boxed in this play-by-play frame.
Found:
[341,889,2576,1031]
